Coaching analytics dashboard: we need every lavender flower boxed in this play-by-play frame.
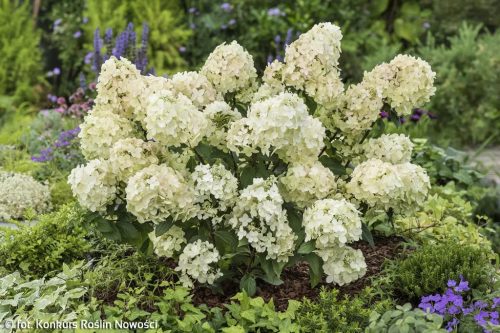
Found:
[188,7,197,14]
[178,46,186,53]
[228,18,236,26]
[220,3,232,12]
[268,7,284,17]
[82,17,89,24]
[92,28,103,72]
[52,67,61,76]
[73,30,82,38]
[53,18,62,30]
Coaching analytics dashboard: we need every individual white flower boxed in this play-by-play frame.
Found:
[108,138,159,182]
[283,23,344,105]
[303,199,362,249]
[201,41,257,94]
[68,159,116,212]
[94,56,145,120]
[204,101,242,151]
[145,90,209,148]
[365,54,436,115]
[148,226,186,258]
[346,159,430,212]
[176,240,223,287]
[316,246,367,285]
[227,177,296,262]
[125,164,196,223]
[79,107,137,160]
[227,92,326,164]
[362,134,414,164]
[191,164,238,224]
[0,171,51,220]
[167,71,220,108]
[279,162,337,208]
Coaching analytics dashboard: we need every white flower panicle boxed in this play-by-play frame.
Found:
[317,246,367,285]
[204,101,242,150]
[346,159,430,211]
[167,71,220,108]
[303,198,362,249]
[108,138,160,182]
[201,41,257,94]
[227,92,326,164]
[365,54,436,115]
[94,56,144,120]
[79,108,137,160]
[283,22,344,106]
[0,171,51,220]
[362,134,414,164]
[145,90,209,148]
[191,164,239,224]
[68,159,116,212]
[279,162,337,208]
[176,240,223,288]
[228,177,296,262]
[125,164,196,223]
[149,226,186,258]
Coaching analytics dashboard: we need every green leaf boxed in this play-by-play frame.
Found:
[297,241,315,255]
[240,274,257,297]
[116,219,142,246]
[304,253,323,287]
[362,222,375,248]
[155,217,174,237]
[95,217,121,241]
[215,230,238,253]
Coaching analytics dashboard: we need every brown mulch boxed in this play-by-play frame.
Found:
[192,236,404,311]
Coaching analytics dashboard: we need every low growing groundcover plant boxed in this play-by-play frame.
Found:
[67,22,437,294]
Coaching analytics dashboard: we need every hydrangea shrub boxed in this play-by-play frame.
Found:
[68,22,435,290]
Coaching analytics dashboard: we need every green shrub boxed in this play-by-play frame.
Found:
[386,242,495,303]
[0,0,44,103]
[420,24,500,146]
[0,203,91,277]
[295,288,393,333]
[366,303,446,333]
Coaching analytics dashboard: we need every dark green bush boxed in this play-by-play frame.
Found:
[0,0,44,103]
[295,288,393,333]
[420,24,500,146]
[387,241,495,303]
[0,203,91,277]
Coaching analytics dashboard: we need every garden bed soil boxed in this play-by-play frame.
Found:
[192,236,404,311]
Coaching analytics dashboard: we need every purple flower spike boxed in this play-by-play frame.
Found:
[221,3,232,12]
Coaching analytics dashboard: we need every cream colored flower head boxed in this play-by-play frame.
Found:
[317,246,367,285]
[148,226,186,258]
[79,107,138,160]
[167,71,220,108]
[68,159,116,212]
[94,56,145,120]
[125,164,196,223]
[363,134,414,164]
[145,90,209,148]
[204,101,242,151]
[365,54,436,115]
[303,198,362,249]
[175,240,223,288]
[108,138,160,182]
[201,41,257,94]
[279,161,337,209]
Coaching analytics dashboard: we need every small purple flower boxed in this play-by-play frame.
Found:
[220,2,232,12]
[445,318,459,332]
[52,67,61,76]
[178,46,186,53]
[267,54,274,64]
[423,22,431,30]
[47,94,57,103]
[84,52,93,64]
[493,298,500,308]
[73,30,82,38]
[190,23,196,30]
[410,114,421,122]
[53,18,62,29]
[380,111,389,118]
[188,7,197,14]
[228,18,236,26]
[82,17,89,24]
[413,108,425,116]
[274,34,281,45]
[400,117,406,124]
[267,7,284,17]
[221,24,228,30]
